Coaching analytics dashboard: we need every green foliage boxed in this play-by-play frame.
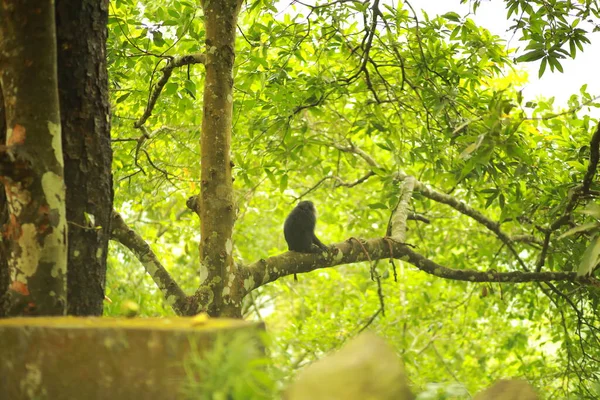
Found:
[106,0,600,398]
[104,244,177,317]
[468,0,596,77]
[180,332,280,400]
[417,383,470,399]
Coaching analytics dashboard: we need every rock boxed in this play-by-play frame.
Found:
[286,331,414,400]
[474,379,539,400]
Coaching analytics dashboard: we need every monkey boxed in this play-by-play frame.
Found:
[284,200,328,253]
[284,201,328,280]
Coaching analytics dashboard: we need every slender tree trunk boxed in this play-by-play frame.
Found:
[0,87,9,317]
[55,0,113,316]
[196,0,243,317]
[0,0,67,315]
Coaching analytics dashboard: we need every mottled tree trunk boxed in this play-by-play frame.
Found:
[0,0,67,315]
[0,87,9,317]
[195,0,243,317]
[56,0,113,316]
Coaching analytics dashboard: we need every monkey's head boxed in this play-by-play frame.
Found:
[296,201,316,214]
[296,200,315,210]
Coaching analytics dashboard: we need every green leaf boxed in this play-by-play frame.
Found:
[152,31,165,47]
[484,190,499,209]
[279,174,288,192]
[580,203,600,219]
[116,92,131,103]
[558,222,600,240]
[577,235,600,276]
[184,79,197,96]
[442,12,461,22]
[264,169,275,184]
[548,57,564,73]
[538,58,547,78]
[165,82,178,95]
[84,212,96,227]
[459,134,485,159]
[515,50,545,62]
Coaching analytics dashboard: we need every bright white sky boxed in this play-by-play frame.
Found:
[419,0,600,107]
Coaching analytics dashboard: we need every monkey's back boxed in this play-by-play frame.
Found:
[284,207,316,252]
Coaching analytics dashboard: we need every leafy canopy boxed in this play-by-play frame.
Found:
[106,0,600,397]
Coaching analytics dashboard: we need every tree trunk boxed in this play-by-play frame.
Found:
[55,0,113,316]
[0,87,9,317]
[0,0,67,315]
[196,0,243,317]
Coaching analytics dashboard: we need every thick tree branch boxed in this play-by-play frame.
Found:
[134,53,206,128]
[0,1,68,315]
[408,176,513,243]
[389,176,415,241]
[334,141,539,273]
[398,174,534,270]
[240,237,595,295]
[110,211,188,314]
[197,0,242,317]
[334,142,532,246]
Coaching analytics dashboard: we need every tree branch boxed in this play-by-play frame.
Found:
[398,174,534,270]
[134,53,206,128]
[334,141,533,249]
[407,176,514,243]
[390,176,415,241]
[333,140,381,168]
[333,171,375,188]
[536,122,600,271]
[582,123,600,194]
[341,0,380,85]
[240,237,595,295]
[110,211,188,314]
[333,140,540,272]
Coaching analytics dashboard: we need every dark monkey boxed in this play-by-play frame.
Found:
[284,201,329,279]
[284,201,328,253]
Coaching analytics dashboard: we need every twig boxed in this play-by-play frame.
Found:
[524,95,600,121]
[134,53,206,128]
[333,171,375,188]
[358,307,383,333]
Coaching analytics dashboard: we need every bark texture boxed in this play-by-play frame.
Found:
[0,0,67,315]
[196,0,243,317]
[0,87,8,317]
[55,0,113,316]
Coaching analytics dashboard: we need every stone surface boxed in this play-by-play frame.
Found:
[474,379,539,400]
[0,316,263,399]
[286,331,414,400]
